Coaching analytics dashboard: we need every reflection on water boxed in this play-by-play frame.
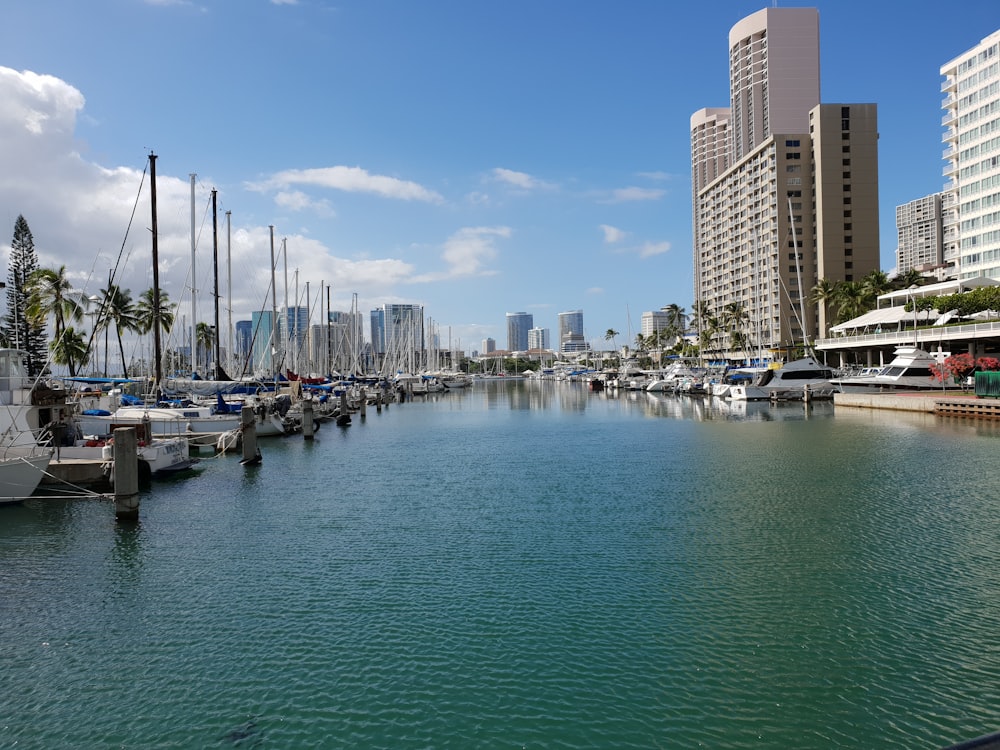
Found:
[3,378,1000,749]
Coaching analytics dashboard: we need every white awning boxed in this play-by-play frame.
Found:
[830,306,937,333]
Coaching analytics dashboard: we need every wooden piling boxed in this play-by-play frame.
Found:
[302,400,315,440]
[113,427,139,522]
[240,405,261,465]
[359,392,367,419]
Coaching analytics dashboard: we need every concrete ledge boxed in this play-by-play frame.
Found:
[834,392,943,413]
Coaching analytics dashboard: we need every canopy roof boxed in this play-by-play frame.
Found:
[830,306,936,333]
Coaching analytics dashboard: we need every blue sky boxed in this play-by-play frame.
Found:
[2,0,999,358]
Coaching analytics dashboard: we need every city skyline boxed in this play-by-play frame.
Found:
[2,1,999,355]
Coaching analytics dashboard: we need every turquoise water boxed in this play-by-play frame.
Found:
[2,381,1000,749]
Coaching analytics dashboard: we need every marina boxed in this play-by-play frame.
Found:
[3,379,1000,749]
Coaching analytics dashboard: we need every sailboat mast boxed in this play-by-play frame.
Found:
[269,226,278,376]
[212,189,221,379]
[189,173,197,371]
[150,153,163,394]
[226,210,233,377]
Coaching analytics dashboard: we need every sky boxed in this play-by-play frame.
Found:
[2,0,999,362]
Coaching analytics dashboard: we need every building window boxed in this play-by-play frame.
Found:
[842,171,851,179]
[844,197,852,205]
[841,106,850,118]
[842,159,851,166]
[844,210,852,218]
[845,261,853,269]
[842,133,850,140]
[845,236,852,244]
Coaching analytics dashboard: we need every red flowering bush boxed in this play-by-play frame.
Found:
[977,356,1000,371]
[930,352,975,382]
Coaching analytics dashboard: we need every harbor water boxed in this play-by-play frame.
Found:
[2,380,1000,748]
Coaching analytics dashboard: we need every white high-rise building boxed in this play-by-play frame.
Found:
[527,327,550,350]
[940,28,1000,281]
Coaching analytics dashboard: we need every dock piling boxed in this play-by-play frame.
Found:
[113,427,139,522]
[303,400,315,440]
[241,405,261,465]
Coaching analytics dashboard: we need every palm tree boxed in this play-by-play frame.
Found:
[810,278,841,336]
[101,284,140,377]
[135,287,175,336]
[662,303,687,337]
[834,280,871,323]
[893,268,926,290]
[720,301,749,357]
[604,328,619,354]
[862,269,892,299]
[195,322,215,372]
[25,265,84,341]
[49,326,88,377]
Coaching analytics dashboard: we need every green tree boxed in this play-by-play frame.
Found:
[135,287,175,335]
[720,301,749,357]
[1,215,48,375]
[810,278,841,335]
[26,265,84,342]
[604,328,619,353]
[893,268,926,290]
[49,326,88,377]
[834,280,872,322]
[862,269,892,299]
[195,322,215,372]
[101,284,140,377]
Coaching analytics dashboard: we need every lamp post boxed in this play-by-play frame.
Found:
[908,284,920,347]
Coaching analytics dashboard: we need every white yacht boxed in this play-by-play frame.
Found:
[831,347,942,392]
[727,356,837,401]
[0,349,55,504]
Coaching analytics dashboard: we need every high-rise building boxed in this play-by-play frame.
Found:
[250,310,274,375]
[692,7,880,347]
[896,194,946,275]
[558,310,587,353]
[506,312,532,351]
[641,310,670,339]
[235,320,252,368]
[940,28,1000,281]
[481,337,496,354]
[527,327,550,350]
[370,303,424,368]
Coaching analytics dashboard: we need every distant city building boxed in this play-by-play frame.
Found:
[896,194,946,276]
[692,7,880,346]
[558,310,588,353]
[313,310,365,373]
[276,306,308,372]
[481,337,496,354]
[527,327,550,350]
[940,28,1000,281]
[506,312,533,351]
[641,310,670,339]
[235,320,252,368]
[250,310,274,374]
[370,303,424,368]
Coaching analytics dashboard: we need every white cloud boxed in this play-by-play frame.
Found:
[490,168,554,191]
[599,224,627,244]
[410,226,509,283]
[600,186,666,204]
[0,66,424,342]
[255,165,444,203]
[639,241,671,258]
[587,287,604,295]
[274,190,335,216]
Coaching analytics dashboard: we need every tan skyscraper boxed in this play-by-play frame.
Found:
[691,7,879,351]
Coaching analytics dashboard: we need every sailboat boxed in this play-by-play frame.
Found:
[0,348,54,504]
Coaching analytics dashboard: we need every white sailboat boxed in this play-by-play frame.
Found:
[0,349,53,504]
